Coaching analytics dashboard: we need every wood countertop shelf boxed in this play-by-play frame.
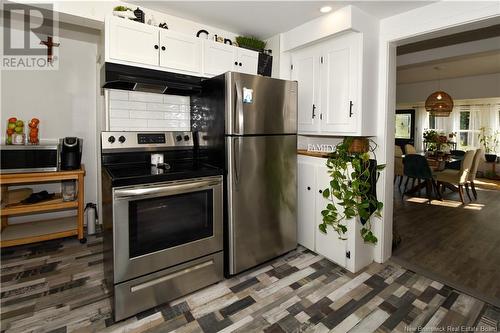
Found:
[297,149,331,158]
[0,166,86,248]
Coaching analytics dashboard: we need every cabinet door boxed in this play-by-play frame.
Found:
[237,48,258,75]
[297,157,316,250]
[203,41,237,77]
[320,34,360,134]
[291,46,321,134]
[159,29,202,74]
[314,163,347,267]
[108,17,159,66]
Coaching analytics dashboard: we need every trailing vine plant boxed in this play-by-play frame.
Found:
[319,137,385,244]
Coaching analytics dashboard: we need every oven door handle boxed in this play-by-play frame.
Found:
[113,178,221,200]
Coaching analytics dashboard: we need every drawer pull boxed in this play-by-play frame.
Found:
[130,260,214,293]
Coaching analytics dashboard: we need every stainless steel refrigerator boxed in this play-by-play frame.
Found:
[202,72,298,275]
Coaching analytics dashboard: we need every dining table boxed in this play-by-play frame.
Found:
[401,153,463,199]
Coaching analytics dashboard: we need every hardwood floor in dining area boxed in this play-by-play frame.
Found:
[393,178,500,306]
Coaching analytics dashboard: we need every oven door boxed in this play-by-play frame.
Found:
[112,175,223,283]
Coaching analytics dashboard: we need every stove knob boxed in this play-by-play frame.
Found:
[184,135,190,141]
[108,136,115,143]
[118,135,126,143]
[176,135,182,142]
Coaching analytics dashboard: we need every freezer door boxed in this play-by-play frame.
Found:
[226,135,297,274]
[225,72,297,135]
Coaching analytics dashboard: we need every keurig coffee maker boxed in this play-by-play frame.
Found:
[60,137,83,170]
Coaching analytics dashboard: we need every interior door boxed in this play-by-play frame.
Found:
[159,29,202,74]
[297,157,316,250]
[314,162,347,268]
[320,34,360,134]
[227,135,297,274]
[108,16,159,66]
[203,41,237,77]
[291,45,321,134]
[237,48,259,75]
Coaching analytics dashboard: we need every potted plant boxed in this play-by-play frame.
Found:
[113,6,135,19]
[319,137,385,244]
[235,36,267,52]
[478,127,499,162]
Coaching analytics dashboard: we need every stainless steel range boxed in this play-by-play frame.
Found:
[101,131,224,321]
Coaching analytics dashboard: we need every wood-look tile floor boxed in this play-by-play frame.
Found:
[393,180,500,305]
[1,236,499,333]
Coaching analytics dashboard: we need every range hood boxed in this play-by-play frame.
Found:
[101,62,203,96]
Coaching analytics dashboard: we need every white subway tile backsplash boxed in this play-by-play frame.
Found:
[111,118,148,128]
[108,92,191,131]
[164,95,189,105]
[110,109,130,119]
[130,110,165,119]
[109,90,129,101]
[129,92,163,103]
[146,103,171,111]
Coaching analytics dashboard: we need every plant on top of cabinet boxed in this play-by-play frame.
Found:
[319,137,385,244]
[235,36,266,52]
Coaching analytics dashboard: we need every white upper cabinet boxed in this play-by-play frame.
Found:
[203,41,237,76]
[203,43,258,77]
[291,32,373,136]
[291,45,321,133]
[107,16,159,66]
[320,34,359,134]
[236,48,259,75]
[159,29,201,74]
[106,16,259,77]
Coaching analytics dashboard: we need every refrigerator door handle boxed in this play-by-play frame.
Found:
[234,79,244,135]
[233,138,240,185]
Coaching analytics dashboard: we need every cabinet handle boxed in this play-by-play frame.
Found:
[312,104,316,119]
[319,189,323,194]
[349,101,353,117]
[154,45,159,50]
[234,61,238,65]
[161,46,166,51]
[307,186,311,190]
[239,62,242,66]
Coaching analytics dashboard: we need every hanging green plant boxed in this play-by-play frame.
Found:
[319,137,385,244]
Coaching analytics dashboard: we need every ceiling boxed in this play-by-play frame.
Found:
[132,1,435,39]
[397,51,500,84]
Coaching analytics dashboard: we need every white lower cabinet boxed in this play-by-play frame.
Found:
[297,155,373,273]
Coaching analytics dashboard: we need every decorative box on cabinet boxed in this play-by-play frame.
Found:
[297,154,373,272]
[291,32,375,136]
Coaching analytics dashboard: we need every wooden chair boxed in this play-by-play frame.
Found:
[468,148,484,200]
[434,150,475,203]
[394,145,404,190]
[405,144,417,155]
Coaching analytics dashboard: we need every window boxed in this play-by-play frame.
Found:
[455,105,483,150]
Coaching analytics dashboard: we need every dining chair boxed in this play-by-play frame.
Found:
[434,150,475,204]
[468,148,484,200]
[405,144,417,155]
[403,154,439,200]
[394,145,404,190]
[446,150,465,170]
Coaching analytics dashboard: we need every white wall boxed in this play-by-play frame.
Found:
[1,22,100,208]
[397,72,500,104]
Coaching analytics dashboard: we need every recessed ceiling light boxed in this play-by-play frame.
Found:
[320,6,332,13]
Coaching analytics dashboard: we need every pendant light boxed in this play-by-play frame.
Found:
[425,67,454,117]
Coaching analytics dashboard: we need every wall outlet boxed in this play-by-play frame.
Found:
[150,153,164,166]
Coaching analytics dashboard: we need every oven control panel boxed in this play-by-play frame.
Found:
[101,131,193,152]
